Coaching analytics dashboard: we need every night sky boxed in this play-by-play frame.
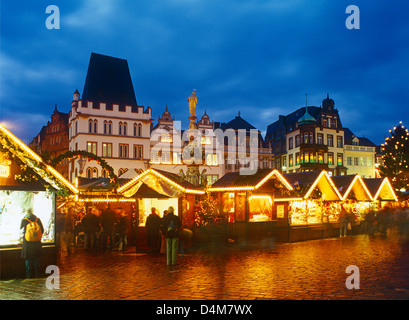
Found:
[1,0,408,145]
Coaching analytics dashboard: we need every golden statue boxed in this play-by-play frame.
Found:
[187,90,197,117]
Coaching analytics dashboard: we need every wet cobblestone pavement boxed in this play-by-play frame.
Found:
[1,228,409,301]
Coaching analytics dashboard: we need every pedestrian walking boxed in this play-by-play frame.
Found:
[161,206,182,265]
[20,208,44,278]
[339,205,349,237]
[100,204,117,252]
[116,208,129,252]
[63,208,75,253]
[146,207,162,253]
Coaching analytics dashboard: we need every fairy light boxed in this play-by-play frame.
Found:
[117,168,205,195]
[0,123,79,194]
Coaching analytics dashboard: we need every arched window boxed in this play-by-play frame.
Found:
[101,169,107,178]
[138,123,142,137]
[133,123,137,137]
[104,120,108,134]
[108,121,112,134]
[123,122,127,136]
[89,119,93,133]
[119,122,123,135]
[93,120,98,133]
[92,167,98,178]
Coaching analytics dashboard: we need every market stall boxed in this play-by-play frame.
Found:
[117,168,204,250]
[332,174,376,233]
[208,169,299,242]
[283,170,343,241]
[0,124,78,279]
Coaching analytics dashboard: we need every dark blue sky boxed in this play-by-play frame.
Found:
[1,0,408,145]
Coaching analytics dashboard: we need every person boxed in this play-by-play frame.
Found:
[100,204,117,252]
[81,208,101,251]
[20,208,44,278]
[116,208,129,252]
[339,205,349,237]
[161,206,182,265]
[55,209,65,252]
[63,208,75,253]
[146,207,162,253]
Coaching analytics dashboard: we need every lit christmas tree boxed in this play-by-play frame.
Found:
[379,121,409,190]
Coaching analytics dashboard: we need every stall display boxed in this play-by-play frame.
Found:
[138,198,179,226]
[0,190,55,246]
[249,195,273,222]
[289,200,323,225]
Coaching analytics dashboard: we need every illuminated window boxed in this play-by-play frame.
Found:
[206,153,218,166]
[173,152,182,164]
[296,152,300,165]
[87,142,97,155]
[337,153,343,166]
[328,152,334,165]
[289,154,293,167]
[318,152,323,164]
[102,143,112,157]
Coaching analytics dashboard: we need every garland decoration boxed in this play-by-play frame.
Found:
[50,150,118,185]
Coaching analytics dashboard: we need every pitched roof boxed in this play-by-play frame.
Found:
[344,128,376,147]
[82,52,137,107]
[117,168,205,198]
[209,169,294,192]
[0,124,78,194]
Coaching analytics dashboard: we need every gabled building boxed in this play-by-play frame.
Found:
[68,53,153,182]
[343,128,377,178]
[214,112,271,175]
[265,94,347,176]
[150,105,223,186]
[29,105,70,179]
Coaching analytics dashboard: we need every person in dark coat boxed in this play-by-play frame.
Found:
[116,208,129,252]
[81,208,101,251]
[161,206,182,265]
[146,207,162,253]
[20,208,44,278]
[100,204,117,252]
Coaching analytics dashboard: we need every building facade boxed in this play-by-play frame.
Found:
[68,53,152,182]
[29,105,70,179]
[343,128,377,178]
[265,95,348,176]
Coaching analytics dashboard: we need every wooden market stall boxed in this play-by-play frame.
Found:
[117,168,205,251]
[331,174,375,233]
[283,170,343,241]
[0,124,78,279]
[208,169,299,242]
[73,177,138,246]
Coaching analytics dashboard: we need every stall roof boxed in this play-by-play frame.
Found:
[284,170,342,201]
[208,169,294,193]
[363,177,398,201]
[0,124,78,194]
[332,174,373,201]
[117,168,205,198]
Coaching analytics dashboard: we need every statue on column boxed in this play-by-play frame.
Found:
[187,90,197,118]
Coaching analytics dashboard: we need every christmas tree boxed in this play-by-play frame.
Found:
[379,121,409,190]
